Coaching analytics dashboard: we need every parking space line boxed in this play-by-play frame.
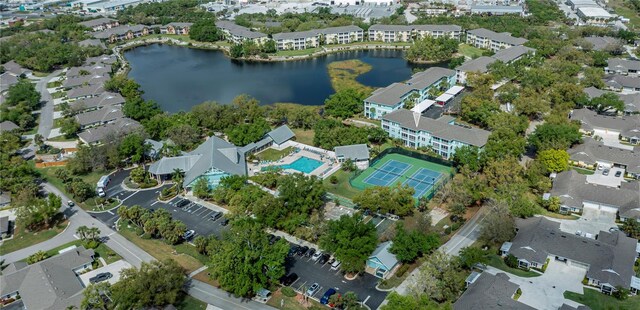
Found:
[375,218,386,228]
[120,191,139,202]
[190,206,203,214]
[196,208,210,216]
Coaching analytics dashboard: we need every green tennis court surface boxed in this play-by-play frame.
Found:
[351,153,452,199]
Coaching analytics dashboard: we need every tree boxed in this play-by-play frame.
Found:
[130,166,147,184]
[382,291,450,310]
[537,149,570,173]
[110,260,186,309]
[230,44,244,58]
[622,219,640,239]
[353,185,415,216]
[15,193,60,230]
[410,251,464,303]
[172,168,184,190]
[209,218,289,297]
[6,79,41,110]
[77,225,90,241]
[189,18,220,42]
[406,36,459,62]
[390,222,441,263]
[458,246,489,269]
[226,119,270,146]
[27,250,48,264]
[122,97,161,121]
[324,88,365,119]
[479,201,516,246]
[319,215,377,274]
[504,254,518,268]
[192,177,210,199]
[193,235,208,254]
[119,133,148,163]
[452,145,482,172]
[528,122,581,152]
[165,124,199,150]
[81,282,111,310]
[60,118,80,138]
[586,93,625,113]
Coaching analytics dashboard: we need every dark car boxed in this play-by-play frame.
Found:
[89,272,112,284]
[603,168,610,176]
[305,248,316,258]
[219,217,229,226]
[175,199,190,208]
[279,273,299,286]
[297,246,309,256]
[210,211,222,221]
[320,288,337,305]
[318,253,330,264]
[615,171,622,177]
[183,230,195,240]
[289,245,301,257]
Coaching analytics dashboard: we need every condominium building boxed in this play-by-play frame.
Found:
[319,25,364,45]
[368,24,461,42]
[215,20,268,45]
[466,28,528,52]
[273,30,321,50]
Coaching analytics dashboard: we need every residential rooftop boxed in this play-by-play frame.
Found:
[568,137,640,174]
[467,28,528,46]
[454,272,534,310]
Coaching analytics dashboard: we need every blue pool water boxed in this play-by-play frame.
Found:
[263,156,323,174]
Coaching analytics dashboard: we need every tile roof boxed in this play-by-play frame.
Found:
[453,272,534,310]
[334,144,369,160]
[467,28,528,46]
[382,109,491,147]
[509,217,637,289]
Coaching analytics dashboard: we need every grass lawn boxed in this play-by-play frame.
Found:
[256,146,294,161]
[275,47,322,57]
[564,288,640,310]
[40,167,107,210]
[51,91,66,99]
[175,295,208,310]
[46,80,62,88]
[323,169,361,200]
[291,128,314,146]
[326,59,374,94]
[487,254,541,278]
[47,135,77,142]
[266,289,326,310]
[541,210,579,220]
[32,239,122,264]
[458,44,485,59]
[32,71,50,77]
[572,167,595,175]
[118,222,203,274]
[0,221,68,255]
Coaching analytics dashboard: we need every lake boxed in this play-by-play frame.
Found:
[125,44,446,112]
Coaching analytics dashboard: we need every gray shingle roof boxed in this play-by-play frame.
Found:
[164,22,193,28]
[467,28,528,46]
[368,241,398,270]
[368,24,412,32]
[412,24,462,32]
[584,36,623,51]
[455,56,496,73]
[382,109,491,147]
[91,25,147,39]
[406,67,456,90]
[570,108,640,133]
[267,125,295,145]
[583,87,640,113]
[67,64,111,78]
[607,58,640,73]
[317,25,363,35]
[365,83,416,107]
[568,137,640,174]
[454,272,534,310]
[550,170,640,220]
[84,55,117,66]
[509,217,637,289]
[67,84,104,99]
[605,74,640,89]
[74,106,124,127]
[492,45,536,63]
[273,30,320,41]
[2,60,29,76]
[215,21,267,39]
[63,74,109,89]
[335,144,369,161]
[70,92,125,112]
[0,120,20,132]
[77,39,106,49]
[0,246,94,310]
[79,17,118,28]
[0,72,19,92]
[78,118,141,144]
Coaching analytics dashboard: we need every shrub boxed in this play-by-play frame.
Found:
[83,239,100,249]
[27,251,48,264]
[504,254,518,269]
[281,287,297,297]
[329,175,338,184]
[395,264,410,277]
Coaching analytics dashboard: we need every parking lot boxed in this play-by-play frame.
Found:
[284,250,387,309]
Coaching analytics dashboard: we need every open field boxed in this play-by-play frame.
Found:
[458,43,485,59]
[291,128,314,146]
[256,146,294,161]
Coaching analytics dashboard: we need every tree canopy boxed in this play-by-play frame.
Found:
[319,214,377,273]
[353,184,415,216]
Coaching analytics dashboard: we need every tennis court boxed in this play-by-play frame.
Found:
[351,153,452,199]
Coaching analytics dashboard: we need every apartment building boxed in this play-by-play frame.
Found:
[368,24,461,42]
[466,28,528,52]
[273,30,321,50]
[319,25,364,45]
[215,20,268,45]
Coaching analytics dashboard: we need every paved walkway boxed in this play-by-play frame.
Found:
[36,69,64,140]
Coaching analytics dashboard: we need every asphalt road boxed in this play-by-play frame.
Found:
[35,69,63,140]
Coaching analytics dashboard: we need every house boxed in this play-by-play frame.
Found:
[273,30,321,51]
[77,38,106,49]
[0,246,95,310]
[0,215,10,236]
[548,170,640,221]
[318,25,364,45]
[491,45,536,63]
[67,84,105,100]
[239,125,296,155]
[2,60,31,77]
[63,74,109,89]
[466,28,527,52]
[84,55,118,66]
[583,36,624,52]
[334,144,370,169]
[381,109,490,159]
[67,64,112,78]
[470,5,525,17]
[570,108,640,145]
[74,106,125,128]
[504,217,637,294]
[368,24,461,42]
[78,17,119,31]
[364,67,457,119]
[605,58,640,76]
[161,22,193,35]
[78,118,141,145]
[454,272,534,310]
[149,136,247,188]
[0,191,10,207]
[0,72,19,93]
[92,25,149,43]
[366,241,399,279]
[605,75,640,92]
[583,86,640,114]
[0,120,20,133]
[215,21,268,45]
[568,137,640,179]
[70,92,125,113]
[455,45,535,84]
[577,7,616,27]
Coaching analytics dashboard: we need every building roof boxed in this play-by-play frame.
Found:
[467,28,527,46]
[214,21,267,39]
[405,67,456,90]
[91,24,147,39]
[583,86,640,113]
[318,25,363,35]
[67,84,104,99]
[164,22,193,28]
[412,24,462,32]
[470,5,524,14]
[605,75,640,89]
[2,60,30,76]
[0,120,20,132]
[550,169,640,220]
[382,109,490,147]
[334,144,369,160]
[368,24,412,32]
[584,36,623,51]
[267,125,295,145]
[509,217,637,289]
[453,272,534,310]
[70,92,125,112]
[607,58,640,72]
[67,64,111,78]
[368,241,398,270]
[84,55,117,66]
[78,17,117,28]
[492,45,536,63]
[0,72,19,92]
[63,74,109,89]
[568,137,640,174]
[455,56,496,73]
[570,108,640,133]
[0,216,9,233]
[273,29,320,41]
[77,38,106,49]
[78,118,141,144]
[577,7,613,18]
[0,246,95,310]
[74,106,124,126]
[365,83,416,107]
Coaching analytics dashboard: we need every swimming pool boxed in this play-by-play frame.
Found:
[262,156,323,174]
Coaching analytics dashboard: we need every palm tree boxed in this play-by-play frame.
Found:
[172,168,185,191]
[88,227,101,240]
[76,225,90,241]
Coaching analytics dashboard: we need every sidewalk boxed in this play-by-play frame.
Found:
[183,193,229,214]
[266,229,320,250]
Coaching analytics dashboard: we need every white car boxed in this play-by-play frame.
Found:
[311,251,322,261]
[183,230,195,240]
[306,283,320,296]
[330,260,341,270]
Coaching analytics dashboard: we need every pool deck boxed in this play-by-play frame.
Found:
[248,143,340,179]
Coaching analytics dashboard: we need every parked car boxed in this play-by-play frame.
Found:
[320,288,337,305]
[305,248,316,258]
[318,253,330,264]
[89,272,112,283]
[290,245,301,257]
[311,251,322,261]
[330,260,341,270]
[67,200,75,207]
[306,283,320,296]
[220,217,229,226]
[615,171,622,177]
[210,211,222,221]
[603,169,610,176]
[279,273,298,286]
[297,246,309,256]
[176,199,190,208]
[183,230,195,240]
